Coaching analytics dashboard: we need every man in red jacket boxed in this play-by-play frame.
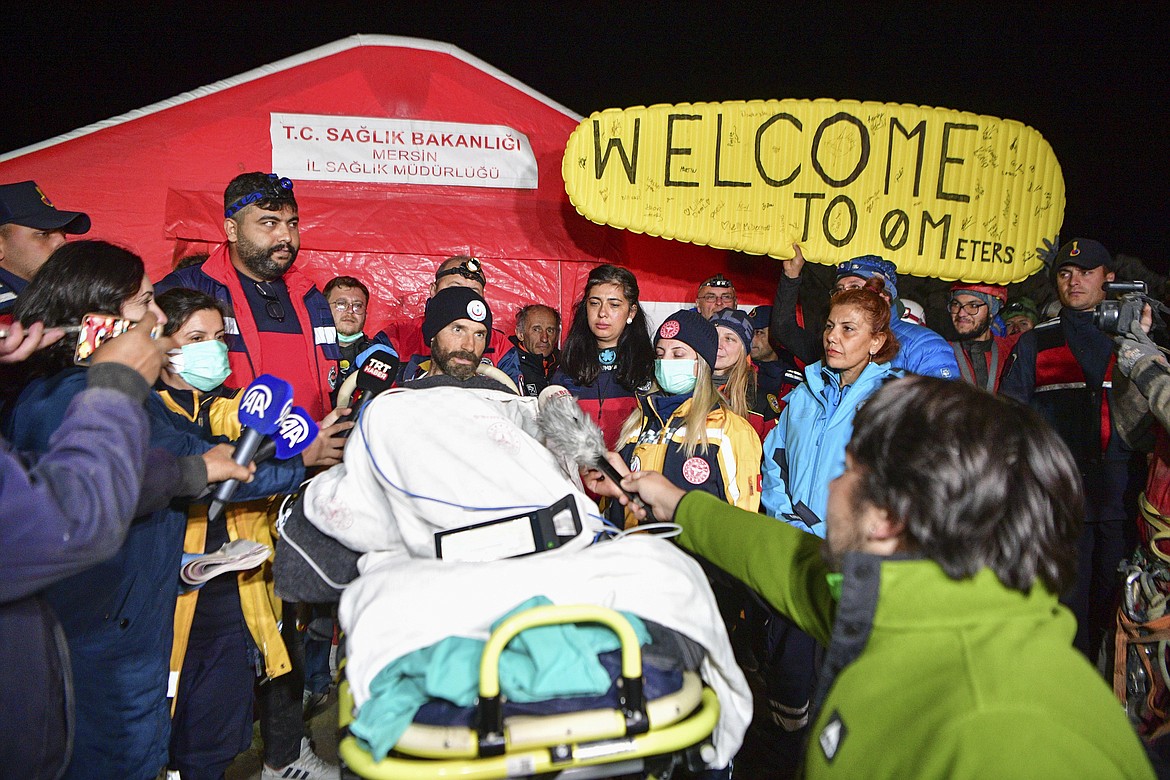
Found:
[156,173,342,422]
[947,282,1019,393]
[155,173,341,779]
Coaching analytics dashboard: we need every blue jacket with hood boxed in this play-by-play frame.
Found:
[889,317,959,380]
[762,359,901,537]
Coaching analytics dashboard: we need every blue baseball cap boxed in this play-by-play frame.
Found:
[0,181,90,233]
[837,255,898,300]
[746,305,772,330]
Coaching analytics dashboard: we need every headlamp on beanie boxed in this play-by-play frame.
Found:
[1001,298,1039,325]
[837,255,899,300]
[224,174,295,218]
[435,256,487,287]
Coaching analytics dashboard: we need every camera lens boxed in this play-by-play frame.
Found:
[1093,301,1120,334]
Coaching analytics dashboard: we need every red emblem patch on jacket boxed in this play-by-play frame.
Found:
[682,457,711,485]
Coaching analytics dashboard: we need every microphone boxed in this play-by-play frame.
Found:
[341,345,399,437]
[272,405,319,460]
[536,385,657,523]
[207,374,294,522]
[249,405,319,465]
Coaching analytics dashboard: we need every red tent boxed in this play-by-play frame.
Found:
[0,35,780,334]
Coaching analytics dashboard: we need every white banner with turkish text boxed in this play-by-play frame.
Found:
[270,113,538,189]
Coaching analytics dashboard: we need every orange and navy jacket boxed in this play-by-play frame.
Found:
[155,244,340,417]
[617,394,762,528]
[156,386,291,703]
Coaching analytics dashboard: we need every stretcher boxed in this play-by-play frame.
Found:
[338,604,721,779]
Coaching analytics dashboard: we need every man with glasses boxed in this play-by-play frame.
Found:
[157,173,342,422]
[1002,238,1148,659]
[770,246,959,379]
[323,275,395,389]
[946,282,1017,393]
[694,274,737,318]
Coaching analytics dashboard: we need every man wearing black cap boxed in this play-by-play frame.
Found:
[384,255,510,372]
[404,286,517,393]
[746,305,803,429]
[0,181,90,321]
[694,274,737,319]
[1002,238,1148,658]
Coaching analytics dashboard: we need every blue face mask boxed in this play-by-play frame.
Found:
[337,331,363,345]
[170,340,231,391]
[655,359,698,395]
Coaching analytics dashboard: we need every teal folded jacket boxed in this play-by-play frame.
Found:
[351,596,650,759]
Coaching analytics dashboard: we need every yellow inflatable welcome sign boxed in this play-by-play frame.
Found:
[563,100,1064,284]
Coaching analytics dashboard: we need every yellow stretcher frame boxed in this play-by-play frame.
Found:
[338,604,721,779]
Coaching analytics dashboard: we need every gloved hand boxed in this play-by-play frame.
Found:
[1115,319,1166,377]
[1036,235,1060,268]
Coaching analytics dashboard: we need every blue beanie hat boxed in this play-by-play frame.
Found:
[708,308,755,354]
[655,309,719,369]
[837,255,899,300]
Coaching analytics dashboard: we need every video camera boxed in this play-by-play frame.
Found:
[1094,281,1169,335]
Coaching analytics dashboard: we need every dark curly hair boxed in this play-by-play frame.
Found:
[14,240,146,376]
[846,375,1082,594]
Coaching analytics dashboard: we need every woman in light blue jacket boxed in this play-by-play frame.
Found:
[755,277,903,770]
[762,277,901,536]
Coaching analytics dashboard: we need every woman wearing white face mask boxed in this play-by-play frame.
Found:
[154,288,335,780]
[157,289,234,411]
[613,309,761,528]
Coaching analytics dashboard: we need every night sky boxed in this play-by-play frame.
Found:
[4,2,1167,268]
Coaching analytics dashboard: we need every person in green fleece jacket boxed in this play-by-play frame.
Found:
[586,374,1156,779]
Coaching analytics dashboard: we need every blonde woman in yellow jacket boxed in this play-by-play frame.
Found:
[614,309,761,529]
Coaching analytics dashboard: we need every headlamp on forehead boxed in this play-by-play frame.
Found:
[435,257,486,286]
[224,174,295,218]
[700,274,733,289]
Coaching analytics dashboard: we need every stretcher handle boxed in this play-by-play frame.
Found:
[476,604,649,757]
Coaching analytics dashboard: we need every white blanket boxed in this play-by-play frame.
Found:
[306,386,752,766]
[305,386,602,558]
